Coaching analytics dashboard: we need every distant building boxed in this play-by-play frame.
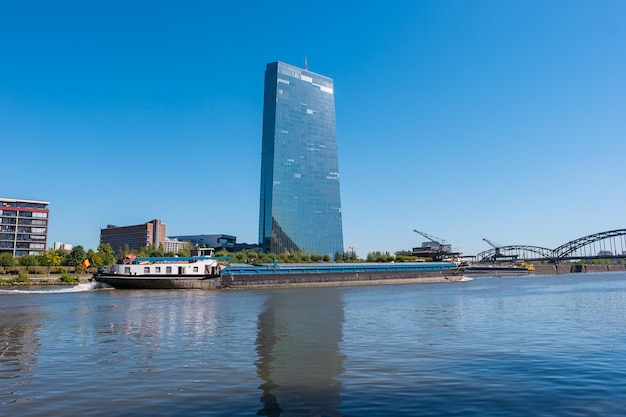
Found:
[54,242,73,251]
[191,247,215,257]
[164,237,187,254]
[169,234,237,250]
[169,234,260,253]
[258,61,344,256]
[100,219,165,254]
[0,197,50,256]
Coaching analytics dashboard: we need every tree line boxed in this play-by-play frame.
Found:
[0,243,432,272]
[213,249,427,264]
[0,243,118,271]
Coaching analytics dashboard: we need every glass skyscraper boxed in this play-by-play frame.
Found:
[259,62,344,256]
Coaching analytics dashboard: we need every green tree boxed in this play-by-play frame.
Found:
[246,250,259,263]
[97,243,116,265]
[233,251,247,263]
[38,249,63,273]
[19,254,38,267]
[86,249,103,267]
[139,245,165,258]
[64,245,87,267]
[341,250,359,262]
[366,251,395,262]
[116,244,132,258]
[0,253,15,267]
[176,242,191,257]
[395,253,421,262]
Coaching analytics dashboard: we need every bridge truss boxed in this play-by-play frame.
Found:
[476,229,626,263]
[477,245,554,263]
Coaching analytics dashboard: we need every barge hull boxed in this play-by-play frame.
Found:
[463,267,532,277]
[94,275,222,290]
[223,269,469,289]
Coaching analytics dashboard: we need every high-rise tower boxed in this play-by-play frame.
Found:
[259,62,344,256]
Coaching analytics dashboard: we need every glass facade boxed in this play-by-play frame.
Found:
[259,62,344,256]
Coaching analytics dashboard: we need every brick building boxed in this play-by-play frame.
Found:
[100,219,165,254]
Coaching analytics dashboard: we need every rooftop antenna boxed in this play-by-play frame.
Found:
[304,56,308,71]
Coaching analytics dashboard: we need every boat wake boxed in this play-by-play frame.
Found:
[0,281,111,294]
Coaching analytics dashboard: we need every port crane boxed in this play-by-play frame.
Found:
[414,230,449,248]
[482,238,517,261]
[412,230,458,261]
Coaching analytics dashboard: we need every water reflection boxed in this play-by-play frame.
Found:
[256,289,345,416]
[89,291,220,375]
[0,302,42,405]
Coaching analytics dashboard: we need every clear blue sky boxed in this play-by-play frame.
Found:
[2,1,625,258]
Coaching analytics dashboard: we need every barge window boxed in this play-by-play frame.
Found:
[166,266,172,273]
[193,266,199,272]
[124,267,130,274]
[155,267,161,273]
[144,267,150,273]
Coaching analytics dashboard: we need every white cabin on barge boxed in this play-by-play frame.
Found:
[93,255,224,289]
[100,256,221,277]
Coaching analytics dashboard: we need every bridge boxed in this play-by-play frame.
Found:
[476,229,626,263]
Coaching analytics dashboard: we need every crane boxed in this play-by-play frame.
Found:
[412,230,455,261]
[414,230,448,246]
[483,238,507,257]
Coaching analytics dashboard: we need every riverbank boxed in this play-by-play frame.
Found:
[0,274,92,285]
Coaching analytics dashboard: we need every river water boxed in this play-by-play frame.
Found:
[1,272,626,416]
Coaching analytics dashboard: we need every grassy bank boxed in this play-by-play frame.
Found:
[0,273,92,285]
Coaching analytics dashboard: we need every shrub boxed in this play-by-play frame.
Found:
[16,271,29,283]
[59,273,77,283]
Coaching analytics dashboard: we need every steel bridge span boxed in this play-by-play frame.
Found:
[477,229,626,263]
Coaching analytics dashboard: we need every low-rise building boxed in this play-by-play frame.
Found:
[164,237,187,254]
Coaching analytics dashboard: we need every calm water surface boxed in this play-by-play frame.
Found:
[2,272,626,416]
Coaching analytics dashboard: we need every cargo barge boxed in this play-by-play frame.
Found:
[221,262,470,289]
[93,257,469,289]
[462,263,535,277]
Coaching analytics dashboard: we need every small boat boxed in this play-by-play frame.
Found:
[92,255,224,289]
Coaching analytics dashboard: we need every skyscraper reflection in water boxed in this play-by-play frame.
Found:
[256,289,345,416]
